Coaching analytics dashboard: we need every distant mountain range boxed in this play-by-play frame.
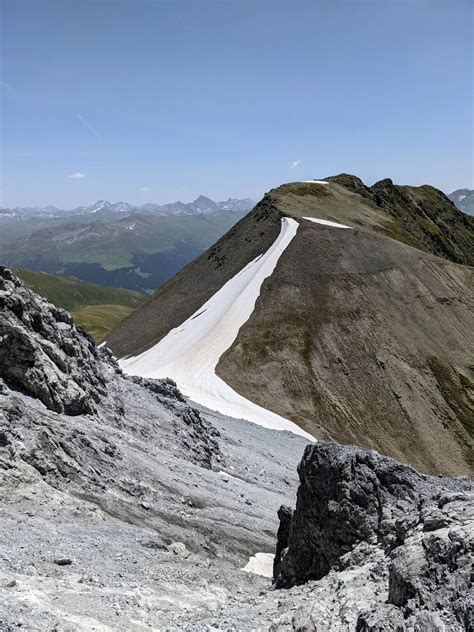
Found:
[0,195,255,219]
[448,188,474,215]
[0,196,254,292]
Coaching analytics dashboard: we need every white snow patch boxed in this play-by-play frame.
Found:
[242,552,274,578]
[301,180,329,184]
[459,194,466,200]
[303,216,352,229]
[120,217,314,441]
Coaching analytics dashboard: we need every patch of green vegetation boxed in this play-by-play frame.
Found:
[377,184,474,266]
[284,182,330,198]
[15,268,146,340]
[72,304,136,342]
[15,268,145,311]
[381,215,470,264]
[427,356,474,438]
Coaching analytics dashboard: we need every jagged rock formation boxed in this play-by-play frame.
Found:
[0,266,111,415]
[273,442,473,630]
[106,176,474,476]
[0,266,220,474]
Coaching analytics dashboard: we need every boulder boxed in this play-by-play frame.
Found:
[273,442,473,630]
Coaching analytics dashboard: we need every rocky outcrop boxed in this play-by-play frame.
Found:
[274,442,473,630]
[129,375,221,468]
[0,267,221,471]
[0,266,116,415]
[273,505,293,581]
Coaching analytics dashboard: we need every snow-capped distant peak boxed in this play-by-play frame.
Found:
[4,196,256,218]
[217,198,255,212]
[113,202,133,212]
[90,200,109,213]
[189,195,219,215]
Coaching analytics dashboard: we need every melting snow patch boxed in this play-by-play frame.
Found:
[303,217,352,229]
[120,217,314,441]
[301,180,329,184]
[242,553,274,578]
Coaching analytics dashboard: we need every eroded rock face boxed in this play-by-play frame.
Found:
[0,267,221,472]
[274,442,473,630]
[0,267,114,415]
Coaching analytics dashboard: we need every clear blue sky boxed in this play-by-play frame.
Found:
[1,0,472,208]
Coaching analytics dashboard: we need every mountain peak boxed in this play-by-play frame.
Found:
[106,174,474,477]
[448,188,474,215]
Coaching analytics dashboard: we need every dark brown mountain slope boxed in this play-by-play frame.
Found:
[217,221,473,476]
[106,177,474,476]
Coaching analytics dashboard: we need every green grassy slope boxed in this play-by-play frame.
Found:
[71,304,137,342]
[15,268,146,340]
[325,175,474,266]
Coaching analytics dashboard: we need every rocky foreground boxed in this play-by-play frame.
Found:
[273,443,473,630]
[0,267,472,630]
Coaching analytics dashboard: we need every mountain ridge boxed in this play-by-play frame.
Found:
[106,175,474,476]
[0,195,255,219]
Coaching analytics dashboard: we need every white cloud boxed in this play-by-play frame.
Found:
[140,185,151,192]
[68,171,86,179]
[291,160,301,169]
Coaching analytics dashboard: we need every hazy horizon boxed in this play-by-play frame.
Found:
[1,0,472,207]
[1,175,469,212]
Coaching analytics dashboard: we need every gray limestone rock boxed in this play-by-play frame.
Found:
[274,442,473,630]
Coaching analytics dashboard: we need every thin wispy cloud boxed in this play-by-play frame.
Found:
[291,160,301,169]
[77,114,102,142]
[68,171,86,179]
[140,186,151,192]
[0,80,13,91]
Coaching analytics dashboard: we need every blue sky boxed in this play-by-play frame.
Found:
[1,0,472,208]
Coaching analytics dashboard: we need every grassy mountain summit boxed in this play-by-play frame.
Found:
[327,174,474,265]
[106,175,474,476]
[15,268,146,340]
[276,174,474,266]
